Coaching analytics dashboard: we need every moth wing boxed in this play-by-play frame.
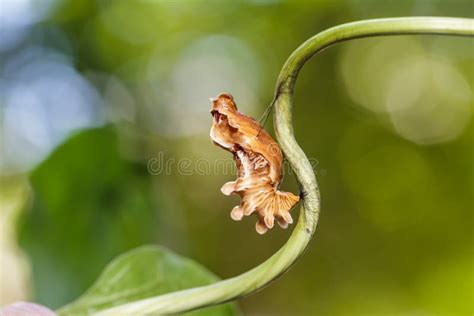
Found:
[227,113,260,138]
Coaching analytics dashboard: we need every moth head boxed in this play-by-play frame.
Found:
[210,93,238,118]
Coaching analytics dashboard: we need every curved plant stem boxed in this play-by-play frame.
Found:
[96,17,474,315]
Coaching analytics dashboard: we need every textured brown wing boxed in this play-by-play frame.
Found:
[210,93,300,234]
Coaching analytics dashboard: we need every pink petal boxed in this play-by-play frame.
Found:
[0,302,56,316]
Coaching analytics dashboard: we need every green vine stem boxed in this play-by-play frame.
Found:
[96,17,474,315]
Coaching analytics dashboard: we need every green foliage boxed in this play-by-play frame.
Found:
[7,1,473,315]
[58,245,237,316]
[17,127,159,308]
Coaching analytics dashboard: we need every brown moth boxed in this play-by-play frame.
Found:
[210,93,300,234]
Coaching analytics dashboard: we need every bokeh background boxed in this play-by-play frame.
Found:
[1,0,473,315]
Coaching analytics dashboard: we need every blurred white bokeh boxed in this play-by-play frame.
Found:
[0,47,103,174]
[0,0,56,52]
[340,37,472,145]
[340,37,424,113]
[386,57,471,145]
[147,35,261,137]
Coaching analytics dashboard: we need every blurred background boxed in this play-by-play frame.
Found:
[0,0,473,315]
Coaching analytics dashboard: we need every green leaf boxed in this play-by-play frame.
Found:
[58,245,238,316]
[18,126,159,308]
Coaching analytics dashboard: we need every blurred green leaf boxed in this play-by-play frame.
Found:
[18,126,159,308]
[58,245,237,316]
